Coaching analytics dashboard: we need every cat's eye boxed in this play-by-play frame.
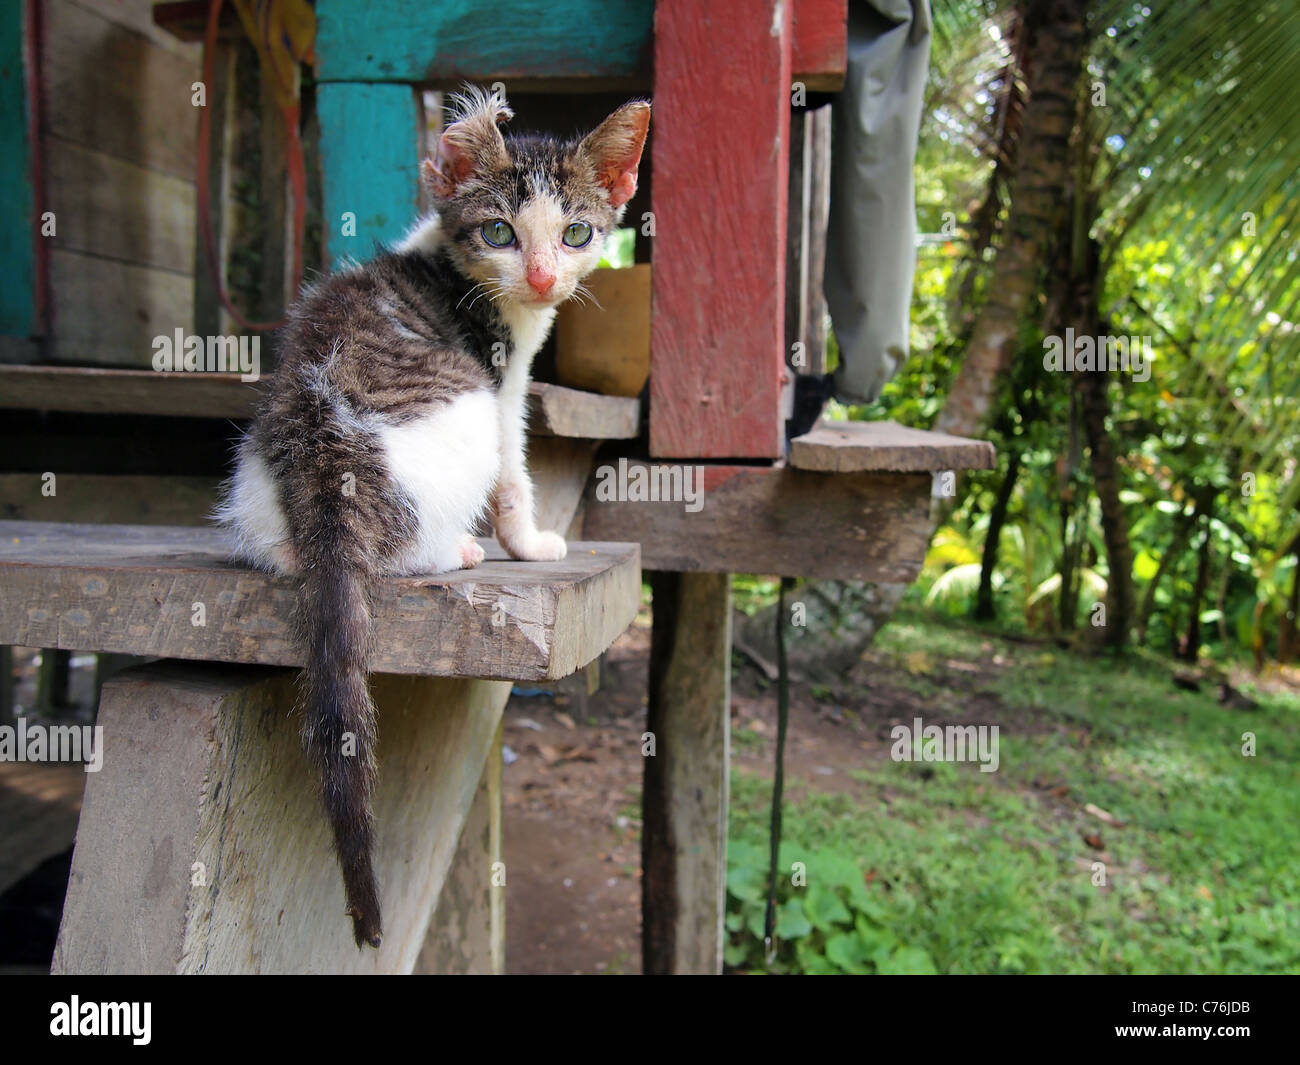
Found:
[563,221,593,248]
[480,220,515,247]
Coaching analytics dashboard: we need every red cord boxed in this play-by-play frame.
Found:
[197,0,306,332]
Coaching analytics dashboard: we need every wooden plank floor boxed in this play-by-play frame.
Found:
[0,521,641,680]
[0,762,84,896]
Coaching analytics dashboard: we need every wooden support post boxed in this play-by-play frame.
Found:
[650,0,792,459]
[417,720,505,974]
[193,39,236,339]
[35,647,72,714]
[53,661,511,974]
[642,571,731,974]
[786,104,832,380]
[0,645,13,730]
[318,82,422,269]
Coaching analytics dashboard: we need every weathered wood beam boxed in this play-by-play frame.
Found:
[643,570,731,974]
[53,661,510,974]
[416,721,505,974]
[583,463,933,581]
[243,0,846,91]
[0,366,638,438]
[0,473,221,525]
[0,520,641,681]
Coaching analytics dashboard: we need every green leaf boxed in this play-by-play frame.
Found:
[878,945,938,976]
[825,931,874,974]
[776,897,813,940]
[804,884,853,932]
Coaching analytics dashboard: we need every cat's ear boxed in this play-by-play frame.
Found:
[425,87,513,199]
[580,100,650,210]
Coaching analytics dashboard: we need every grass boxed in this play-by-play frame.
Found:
[726,607,1300,973]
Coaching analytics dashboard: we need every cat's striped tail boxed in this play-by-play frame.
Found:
[298,547,383,949]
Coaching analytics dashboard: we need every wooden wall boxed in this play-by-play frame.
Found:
[41,0,201,367]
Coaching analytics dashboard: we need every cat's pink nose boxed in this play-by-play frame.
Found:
[526,267,556,295]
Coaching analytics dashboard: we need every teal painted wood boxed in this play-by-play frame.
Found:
[314,0,653,84]
[318,82,421,269]
[0,1,35,336]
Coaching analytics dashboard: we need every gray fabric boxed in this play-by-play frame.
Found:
[824,0,932,405]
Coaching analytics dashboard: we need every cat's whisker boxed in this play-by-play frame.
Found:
[455,282,488,312]
[572,283,604,311]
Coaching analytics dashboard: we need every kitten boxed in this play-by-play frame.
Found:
[216,88,650,948]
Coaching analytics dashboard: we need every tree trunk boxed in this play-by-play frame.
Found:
[1057,499,1084,632]
[936,0,1092,439]
[974,449,1023,620]
[1179,520,1213,662]
[1136,502,1198,642]
[1077,368,1136,649]
[1279,545,1300,663]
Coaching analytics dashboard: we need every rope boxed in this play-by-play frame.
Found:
[764,575,795,964]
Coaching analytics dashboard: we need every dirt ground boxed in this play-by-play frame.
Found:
[499,616,1012,974]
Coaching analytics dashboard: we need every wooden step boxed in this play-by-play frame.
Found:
[0,365,639,440]
[789,419,996,473]
[582,421,995,579]
[0,521,640,681]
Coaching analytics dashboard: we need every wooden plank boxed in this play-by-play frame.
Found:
[46,138,195,274]
[193,38,237,339]
[805,105,832,375]
[525,438,601,538]
[76,0,204,59]
[258,63,299,319]
[0,521,641,681]
[0,366,640,439]
[46,249,193,367]
[43,0,199,181]
[318,82,421,268]
[649,0,791,459]
[0,365,258,418]
[416,721,504,974]
[53,661,510,973]
[527,383,639,440]
[554,263,652,399]
[582,463,933,582]
[643,570,730,974]
[0,474,220,525]
[0,0,36,337]
[790,419,998,473]
[309,0,844,90]
[792,0,848,91]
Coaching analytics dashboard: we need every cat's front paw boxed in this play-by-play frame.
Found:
[458,534,486,569]
[506,530,567,562]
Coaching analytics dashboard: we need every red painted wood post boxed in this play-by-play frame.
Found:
[649,0,793,459]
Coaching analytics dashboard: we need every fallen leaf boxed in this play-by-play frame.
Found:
[1082,832,1105,850]
[1085,802,1127,828]
[555,711,576,730]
